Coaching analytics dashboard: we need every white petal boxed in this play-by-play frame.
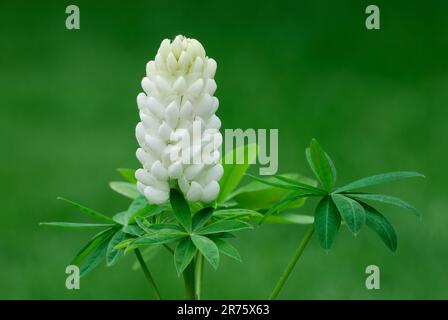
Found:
[187,78,204,96]
[191,56,204,73]
[204,58,217,78]
[135,123,146,146]
[158,39,171,57]
[151,160,169,180]
[173,76,187,93]
[165,100,179,128]
[186,181,202,202]
[144,135,165,155]
[158,121,172,141]
[141,77,157,94]
[166,52,177,73]
[156,75,171,92]
[168,161,183,178]
[147,97,165,119]
[205,79,217,95]
[137,92,147,110]
[136,148,156,167]
[206,115,221,130]
[201,181,220,203]
[178,177,190,194]
[179,100,193,120]
[184,164,205,180]
[146,60,156,76]
[144,186,169,204]
[205,164,224,182]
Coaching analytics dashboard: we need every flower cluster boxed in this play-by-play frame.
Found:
[135,35,223,204]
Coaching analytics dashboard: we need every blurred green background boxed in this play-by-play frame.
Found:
[0,0,446,299]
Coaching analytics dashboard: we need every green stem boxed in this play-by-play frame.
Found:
[269,224,315,300]
[134,248,162,300]
[183,261,196,300]
[194,253,204,299]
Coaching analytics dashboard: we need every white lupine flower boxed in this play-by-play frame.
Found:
[135,35,223,204]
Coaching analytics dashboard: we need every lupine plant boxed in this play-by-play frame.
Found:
[40,36,423,300]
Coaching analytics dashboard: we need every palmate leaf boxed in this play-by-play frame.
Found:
[191,234,219,269]
[197,220,252,235]
[57,197,114,223]
[39,222,114,229]
[211,238,242,262]
[117,168,137,183]
[218,143,258,203]
[346,193,420,216]
[306,139,336,192]
[331,194,365,235]
[106,229,127,266]
[192,207,214,231]
[314,197,341,249]
[109,182,140,199]
[170,189,192,232]
[362,203,398,252]
[174,237,197,275]
[335,171,424,193]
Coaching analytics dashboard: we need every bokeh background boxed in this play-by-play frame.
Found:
[1,0,446,299]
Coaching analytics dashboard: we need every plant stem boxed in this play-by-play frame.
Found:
[269,224,315,300]
[183,261,196,300]
[134,248,162,300]
[194,253,204,299]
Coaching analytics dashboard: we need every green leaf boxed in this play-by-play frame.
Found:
[122,224,144,236]
[228,173,319,210]
[170,189,192,232]
[245,174,304,191]
[273,175,325,195]
[117,168,137,183]
[57,197,114,223]
[125,195,160,225]
[174,237,197,275]
[79,233,112,277]
[211,238,242,262]
[109,182,140,199]
[131,246,162,270]
[314,197,341,249]
[39,222,114,229]
[71,227,116,266]
[218,143,258,203]
[306,139,335,192]
[106,230,127,266]
[259,190,314,224]
[257,213,314,225]
[213,208,263,220]
[134,230,187,245]
[197,220,252,235]
[331,194,365,235]
[192,207,214,231]
[346,193,420,216]
[191,234,219,269]
[335,171,425,193]
[363,203,397,252]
